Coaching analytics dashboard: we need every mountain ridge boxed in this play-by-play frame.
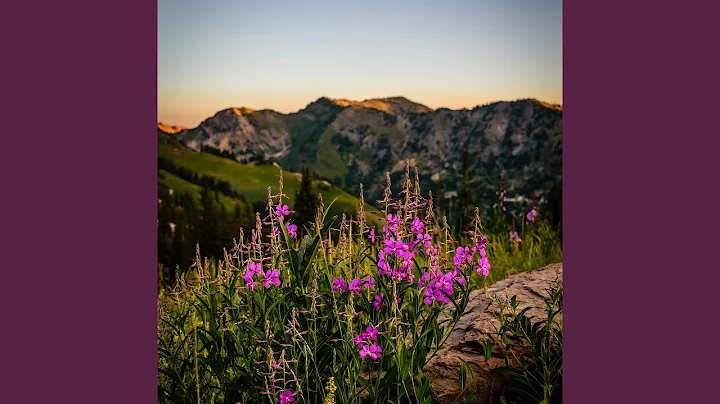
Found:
[160,95,562,215]
[159,96,561,128]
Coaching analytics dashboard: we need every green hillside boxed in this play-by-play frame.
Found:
[158,169,244,213]
[158,134,379,224]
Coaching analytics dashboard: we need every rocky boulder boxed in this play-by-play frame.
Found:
[425,263,563,404]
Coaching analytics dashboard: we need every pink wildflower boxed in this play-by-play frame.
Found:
[263,269,281,288]
[279,390,295,404]
[286,222,297,238]
[348,278,363,295]
[332,278,347,292]
[275,205,292,219]
[526,209,537,223]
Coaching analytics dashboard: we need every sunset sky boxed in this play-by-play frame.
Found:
[158,0,562,128]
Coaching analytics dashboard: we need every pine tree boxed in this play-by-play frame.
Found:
[171,205,192,278]
[547,180,562,244]
[457,148,474,230]
[199,188,222,259]
[157,188,174,271]
[293,166,318,236]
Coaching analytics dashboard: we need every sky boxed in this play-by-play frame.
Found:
[158,0,562,128]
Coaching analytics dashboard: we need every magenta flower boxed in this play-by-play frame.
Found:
[275,205,292,219]
[416,232,431,248]
[270,226,280,238]
[363,276,375,290]
[263,269,281,288]
[453,246,472,268]
[377,251,390,275]
[248,262,262,274]
[476,256,491,276]
[410,217,425,235]
[244,262,262,290]
[385,213,399,233]
[369,228,376,243]
[348,278,363,295]
[243,269,255,285]
[355,325,382,359]
[422,271,454,305]
[353,334,365,345]
[373,294,384,310]
[384,238,409,256]
[362,326,378,341]
[359,343,382,360]
[286,222,298,238]
[279,390,295,404]
[472,235,487,254]
[332,277,347,292]
[526,208,537,223]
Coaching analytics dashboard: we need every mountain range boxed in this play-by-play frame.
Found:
[162,96,562,214]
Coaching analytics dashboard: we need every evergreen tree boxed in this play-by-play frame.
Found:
[171,205,192,279]
[547,180,562,244]
[293,166,318,235]
[457,148,474,230]
[199,188,222,259]
[157,188,174,271]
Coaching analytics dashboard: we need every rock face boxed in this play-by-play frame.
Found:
[425,263,563,404]
[168,96,562,217]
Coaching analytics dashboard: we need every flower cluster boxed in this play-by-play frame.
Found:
[418,270,454,305]
[331,276,374,295]
[375,212,435,283]
[526,208,537,223]
[323,377,336,404]
[243,261,281,290]
[353,326,382,360]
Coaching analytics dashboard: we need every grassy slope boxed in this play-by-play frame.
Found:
[158,134,379,222]
[158,169,243,212]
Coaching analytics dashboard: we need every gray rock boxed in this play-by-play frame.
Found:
[425,263,563,404]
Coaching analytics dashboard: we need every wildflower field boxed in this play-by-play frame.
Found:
[157,165,563,404]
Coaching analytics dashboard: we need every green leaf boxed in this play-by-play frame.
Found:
[459,360,468,391]
[483,341,493,361]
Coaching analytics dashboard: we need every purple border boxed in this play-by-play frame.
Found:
[3,0,718,402]
[564,0,719,402]
[2,1,157,402]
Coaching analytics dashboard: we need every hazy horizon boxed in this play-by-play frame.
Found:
[159,0,562,128]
